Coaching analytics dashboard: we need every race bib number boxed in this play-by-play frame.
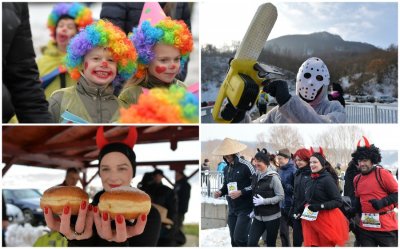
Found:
[227,182,238,194]
[300,206,319,221]
[361,213,381,228]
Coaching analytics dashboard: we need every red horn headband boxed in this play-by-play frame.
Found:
[357,136,370,148]
[96,126,138,150]
[310,146,325,157]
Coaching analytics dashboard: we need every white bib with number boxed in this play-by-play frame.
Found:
[227,182,238,194]
[300,206,319,221]
[361,213,381,228]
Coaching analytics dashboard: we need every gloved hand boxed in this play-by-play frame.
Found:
[307,204,321,212]
[263,80,291,106]
[220,101,246,123]
[253,194,264,206]
[369,199,387,211]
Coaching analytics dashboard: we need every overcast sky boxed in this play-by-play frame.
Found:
[201,1,398,49]
[200,124,400,150]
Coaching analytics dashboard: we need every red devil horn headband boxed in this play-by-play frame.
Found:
[96,126,138,150]
[310,146,325,157]
[357,136,370,148]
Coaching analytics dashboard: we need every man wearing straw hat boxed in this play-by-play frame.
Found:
[213,138,255,246]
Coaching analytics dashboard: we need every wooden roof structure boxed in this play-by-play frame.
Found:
[2,126,199,187]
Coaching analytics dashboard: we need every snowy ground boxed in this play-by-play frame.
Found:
[201,226,231,247]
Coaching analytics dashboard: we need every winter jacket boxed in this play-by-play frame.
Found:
[174,178,191,214]
[292,165,311,215]
[253,92,346,123]
[278,159,297,211]
[2,3,52,123]
[37,41,75,99]
[219,154,255,212]
[251,167,284,218]
[48,76,127,123]
[343,160,360,201]
[119,78,186,105]
[100,3,191,35]
[305,169,342,210]
[68,190,161,247]
[354,166,398,232]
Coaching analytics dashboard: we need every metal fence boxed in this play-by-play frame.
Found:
[201,104,398,123]
[201,171,225,197]
[345,104,398,123]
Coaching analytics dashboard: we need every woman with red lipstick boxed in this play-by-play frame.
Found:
[37,3,93,99]
[118,15,193,105]
[43,127,161,246]
[48,20,138,123]
[301,151,349,246]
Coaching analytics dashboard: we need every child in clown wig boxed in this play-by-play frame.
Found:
[48,20,138,123]
[118,17,193,105]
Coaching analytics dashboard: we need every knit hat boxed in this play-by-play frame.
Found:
[65,19,138,83]
[212,138,247,156]
[48,3,93,38]
[97,127,138,177]
[276,148,291,158]
[351,136,381,164]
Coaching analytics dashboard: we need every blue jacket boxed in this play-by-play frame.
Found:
[278,159,297,210]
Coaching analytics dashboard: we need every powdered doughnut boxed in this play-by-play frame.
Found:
[98,186,151,220]
[40,186,89,215]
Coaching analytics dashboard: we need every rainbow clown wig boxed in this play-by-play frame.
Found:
[65,19,138,83]
[47,3,93,38]
[119,85,198,123]
[130,17,193,78]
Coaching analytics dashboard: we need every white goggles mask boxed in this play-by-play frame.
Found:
[296,57,330,101]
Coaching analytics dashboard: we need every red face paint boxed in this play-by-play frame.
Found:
[101,61,108,67]
[84,62,88,71]
[155,66,167,74]
[170,64,177,70]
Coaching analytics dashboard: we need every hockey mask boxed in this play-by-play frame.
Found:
[296,57,330,101]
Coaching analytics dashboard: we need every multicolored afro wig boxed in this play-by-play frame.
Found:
[130,17,193,78]
[119,85,198,123]
[351,136,382,164]
[65,19,138,83]
[47,3,93,38]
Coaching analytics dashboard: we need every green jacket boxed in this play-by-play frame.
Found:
[37,41,75,99]
[119,78,186,105]
[48,77,127,123]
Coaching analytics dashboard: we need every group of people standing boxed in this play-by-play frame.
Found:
[212,136,398,247]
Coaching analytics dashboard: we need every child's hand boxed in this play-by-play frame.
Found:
[43,200,94,240]
[93,208,147,243]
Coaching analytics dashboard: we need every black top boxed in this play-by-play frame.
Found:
[2,3,52,123]
[68,190,161,247]
[251,173,280,216]
[174,177,191,214]
[305,170,342,210]
[343,160,360,201]
[292,165,312,215]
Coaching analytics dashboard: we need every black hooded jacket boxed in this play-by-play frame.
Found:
[2,3,52,123]
[219,154,255,212]
[292,165,312,215]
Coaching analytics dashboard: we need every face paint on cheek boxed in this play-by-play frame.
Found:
[84,62,88,72]
[155,66,167,74]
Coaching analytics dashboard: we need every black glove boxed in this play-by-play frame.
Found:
[220,101,245,123]
[369,199,387,211]
[263,80,291,106]
[307,204,321,212]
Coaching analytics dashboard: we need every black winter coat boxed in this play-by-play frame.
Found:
[2,3,52,123]
[220,154,255,212]
[68,190,161,247]
[292,165,311,215]
[305,170,342,210]
[100,2,192,35]
[343,160,360,201]
[174,177,191,214]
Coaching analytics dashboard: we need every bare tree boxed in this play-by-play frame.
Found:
[312,126,367,168]
[266,126,304,154]
[256,132,268,150]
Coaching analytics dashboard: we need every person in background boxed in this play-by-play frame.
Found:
[256,90,268,116]
[3,3,52,123]
[213,138,254,247]
[173,171,191,245]
[58,168,81,187]
[328,82,345,107]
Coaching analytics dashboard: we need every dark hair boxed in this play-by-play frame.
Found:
[254,148,269,165]
[311,153,339,187]
[351,144,381,164]
[54,15,78,39]
[66,168,79,175]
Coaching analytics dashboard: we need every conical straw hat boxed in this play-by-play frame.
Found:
[212,138,247,156]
